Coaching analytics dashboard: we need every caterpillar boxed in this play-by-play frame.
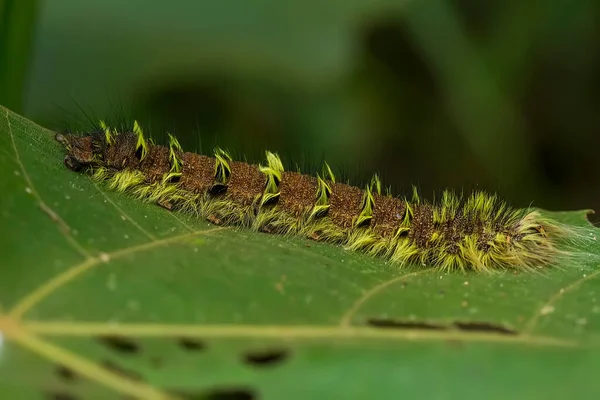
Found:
[55,120,576,273]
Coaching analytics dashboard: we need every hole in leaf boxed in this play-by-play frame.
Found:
[178,337,206,351]
[453,321,517,335]
[170,387,257,400]
[366,318,448,331]
[97,335,140,354]
[55,365,76,382]
[204,387,257,400]
[101,360,144,381]
[243,348,289,367]
[166,391,204,400]
[45,391,79,400]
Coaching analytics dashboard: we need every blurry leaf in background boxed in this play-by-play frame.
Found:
[404,0,539,190]
[8,0,600,213]
[0,0,39,113]
[22,1,414,166]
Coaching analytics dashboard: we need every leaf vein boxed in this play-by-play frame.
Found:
[523,267,600,335]
[21,321,576,348]
[4,108,91,258]
[340,268,435,327]
[9,227,226,319]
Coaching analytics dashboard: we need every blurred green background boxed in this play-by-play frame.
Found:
[2,0,599,215]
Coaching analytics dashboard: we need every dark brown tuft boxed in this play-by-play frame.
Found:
[371,194,405,237]
[328,183,364,229]
[104,132,138,170]
[278,171,318,217]
[139,145,170,182]
[179,152,215,193]
[225,161,266,207]
[409,204,434,248]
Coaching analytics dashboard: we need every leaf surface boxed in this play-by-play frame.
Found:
[1,105,600,399]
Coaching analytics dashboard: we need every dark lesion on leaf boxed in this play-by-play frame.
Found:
[366,318,518,335]
[366,317,448,331]
[97,335,140,354]
[45,391,79,400]
[243,348,290,367]
[172,387,257,400]
[55,364,77,382]
[453,321,517,335]
[178,337,206,351]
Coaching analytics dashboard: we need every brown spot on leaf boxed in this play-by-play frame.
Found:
[97,335,140,354]
[274,275,286,294]
[243,348,289,367]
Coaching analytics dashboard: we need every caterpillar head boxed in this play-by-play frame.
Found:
[55,133,99,171]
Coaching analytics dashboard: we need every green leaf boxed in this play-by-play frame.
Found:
[1,104,600,399]
[0,0,39,113]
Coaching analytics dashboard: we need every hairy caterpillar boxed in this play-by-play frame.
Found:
[55,121,577,273]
